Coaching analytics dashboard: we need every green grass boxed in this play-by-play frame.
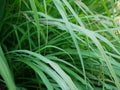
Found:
[0,0,120,90]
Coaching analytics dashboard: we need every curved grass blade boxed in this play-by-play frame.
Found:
[0,46,16,90]
[10,50,78,90]
[53,0,86,85]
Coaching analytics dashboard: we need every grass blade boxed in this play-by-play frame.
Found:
[0,46,16,90]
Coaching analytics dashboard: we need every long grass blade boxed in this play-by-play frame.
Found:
[0,46,16,90]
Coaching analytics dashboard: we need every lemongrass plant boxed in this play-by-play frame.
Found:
[0,0,120,90]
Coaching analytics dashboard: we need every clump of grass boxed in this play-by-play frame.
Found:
[0,0,120,90]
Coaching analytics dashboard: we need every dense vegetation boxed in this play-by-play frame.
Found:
[0,0,120,90]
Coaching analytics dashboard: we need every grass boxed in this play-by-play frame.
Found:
[0,0,120,90]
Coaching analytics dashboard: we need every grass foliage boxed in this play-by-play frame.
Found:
[0,0,120,90]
